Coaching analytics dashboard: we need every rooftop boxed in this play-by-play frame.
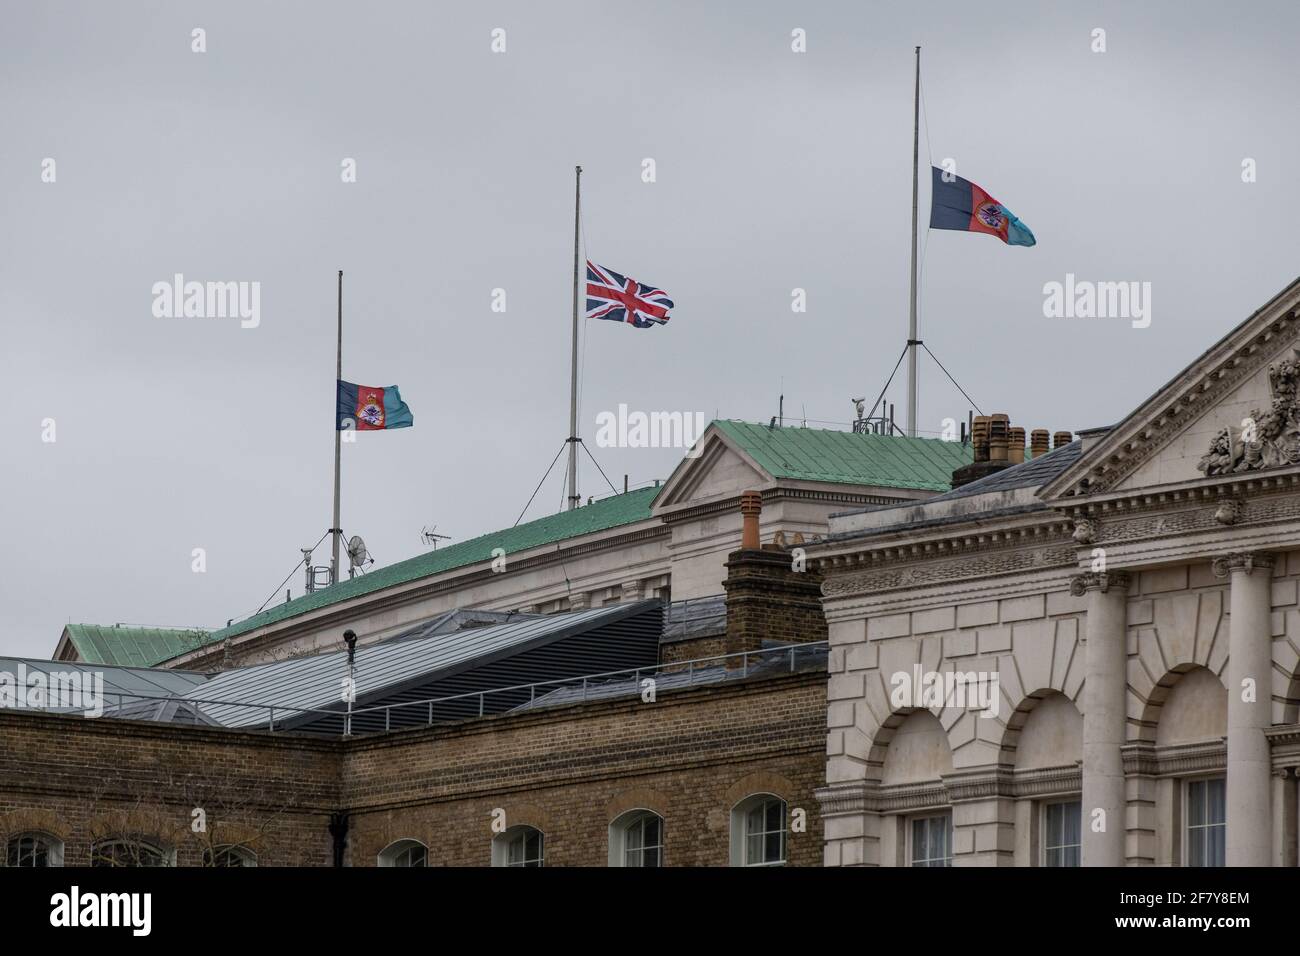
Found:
[826,440,1084,540]
[712,420,972,492]
[202,485,662,650]
[60,624,212,669]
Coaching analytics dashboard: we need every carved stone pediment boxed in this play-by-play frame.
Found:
[1037,280,1300,500]
[1199,348,1300,477]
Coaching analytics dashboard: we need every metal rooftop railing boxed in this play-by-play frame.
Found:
[13,641,829,738]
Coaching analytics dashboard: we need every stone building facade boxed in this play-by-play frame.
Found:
[811,277,1300,867]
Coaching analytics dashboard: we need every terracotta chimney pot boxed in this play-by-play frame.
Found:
[1030,429,1050,458]
[740,490,762,549]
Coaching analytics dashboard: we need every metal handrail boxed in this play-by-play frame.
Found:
[6,640,829,737]
[348,640,829,724]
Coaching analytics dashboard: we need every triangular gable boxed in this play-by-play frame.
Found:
[653,423,772,512]
[1041,277,1300,500]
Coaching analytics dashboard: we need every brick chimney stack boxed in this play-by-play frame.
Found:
[950,412,1023,489]
[721,493,826,666]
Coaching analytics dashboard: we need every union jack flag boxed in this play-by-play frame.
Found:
[585,260,673,329]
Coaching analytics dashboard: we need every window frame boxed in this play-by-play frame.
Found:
[491,825,544,867]
[4,831,64,867]
[607,809,664,867]
[90,838,174,868]
[1040,798,1082,867]
[1183,775,1226,868]
[729,793,788,867]
[908,812,953,868]
[203,844,258,867]
[376,839,427,868]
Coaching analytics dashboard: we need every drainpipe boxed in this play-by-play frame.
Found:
[328,811,349,867]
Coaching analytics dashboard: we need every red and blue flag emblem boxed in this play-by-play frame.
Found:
[336,381,414,430]
[586,261,673,328]
[929,167,1036,247]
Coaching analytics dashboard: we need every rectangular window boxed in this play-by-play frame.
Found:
[1043,800,1081,867]
[910,813,952,867]
[1186,777,1226,867]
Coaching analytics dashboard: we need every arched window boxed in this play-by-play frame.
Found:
[377,839,427,867]
[608,810,664,867]
[491,826,544,867]
[5,832,64,867]
[203,845,258,867]
[91,839,171,867]
[730,794,787,867]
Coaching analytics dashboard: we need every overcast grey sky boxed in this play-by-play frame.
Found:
[3,0,1298,658]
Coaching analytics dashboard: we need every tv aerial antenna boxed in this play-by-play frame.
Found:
[420,525,451,549]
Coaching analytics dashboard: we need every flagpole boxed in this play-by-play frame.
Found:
[332,269,343,583]
[906,45,921,438]
[567,165,582,511]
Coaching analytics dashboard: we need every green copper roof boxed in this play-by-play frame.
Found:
[63,624,211,668]
[714,420,972,492]
[203,485,663,647]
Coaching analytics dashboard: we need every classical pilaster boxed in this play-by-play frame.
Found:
[1072,570,1130,866]
[1214,551,1276,867]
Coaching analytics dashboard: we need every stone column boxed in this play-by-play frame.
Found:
[1072,570,1130,866]
[1214,552,1275,867]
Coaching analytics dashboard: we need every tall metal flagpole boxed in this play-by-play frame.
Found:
[567,166,582,511]
[332,270,343,583]
[906,46,921,438]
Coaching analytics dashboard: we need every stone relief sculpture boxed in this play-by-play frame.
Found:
[1198,349,1300,476]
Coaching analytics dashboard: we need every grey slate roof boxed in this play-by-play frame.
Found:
[924,440,1084,503]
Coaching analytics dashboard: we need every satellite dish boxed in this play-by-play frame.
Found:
[347,535,369,568]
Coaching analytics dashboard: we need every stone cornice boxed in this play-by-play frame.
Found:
[813,780,874,816]
[1265,724,1300,769]
[875,781,950,814]
[814,765,1082,814]
[943,767,1015,803]
[659,486,906,527]
[1057,473,1300,542]
[1013,765,1083,799]
[1122,739,1226,777]
[819,531,1075,598]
